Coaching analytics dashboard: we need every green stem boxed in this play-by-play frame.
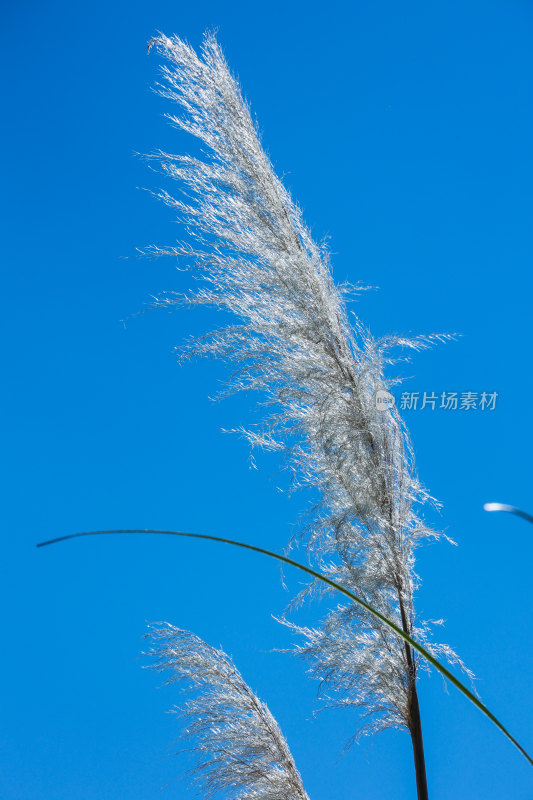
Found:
[37,527,533,769]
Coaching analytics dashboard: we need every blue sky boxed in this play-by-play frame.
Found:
[1,1,532,798]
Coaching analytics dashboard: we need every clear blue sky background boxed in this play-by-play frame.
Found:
[1,1,532,798]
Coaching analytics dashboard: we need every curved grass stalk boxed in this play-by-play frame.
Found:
[484,503,533,525]
[37,527,533,768]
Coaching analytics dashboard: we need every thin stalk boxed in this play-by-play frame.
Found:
[409,685,428,800]
[398,591,428,800]
[36,527,533,769]
[484,503,533,525]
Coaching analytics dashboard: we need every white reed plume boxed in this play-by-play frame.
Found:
[144,33,471,788]
[145,623,309,800]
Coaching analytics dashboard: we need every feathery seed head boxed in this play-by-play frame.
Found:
[145,623,309,800]
[145,32,471,739]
